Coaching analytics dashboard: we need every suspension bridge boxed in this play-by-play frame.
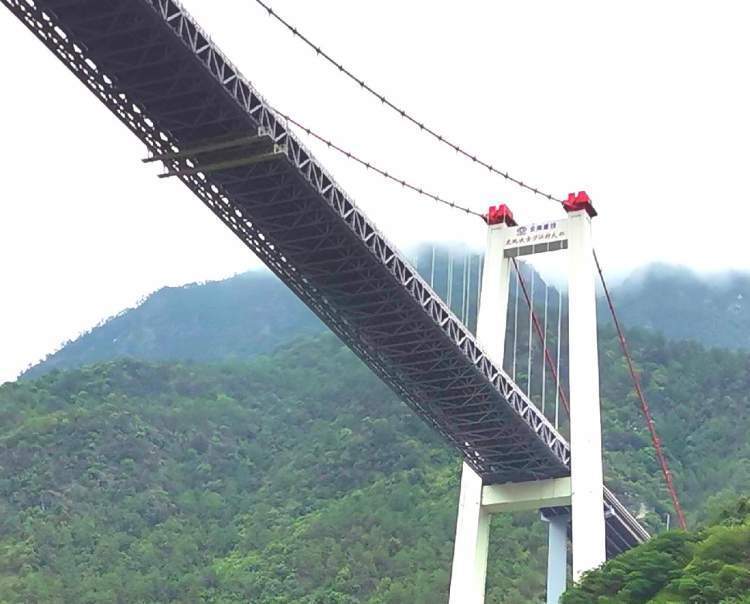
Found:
[3,1,682,601]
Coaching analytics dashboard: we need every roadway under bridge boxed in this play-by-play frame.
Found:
[3,0,649,555]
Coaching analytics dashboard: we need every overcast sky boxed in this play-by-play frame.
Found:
[2,0,749,382]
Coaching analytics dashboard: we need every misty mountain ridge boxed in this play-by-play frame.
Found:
[607,262,750,350]
[20,258,750,381]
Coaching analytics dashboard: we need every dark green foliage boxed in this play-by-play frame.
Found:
[2,326,750,602]
[1,336,549,602]
[562,499,750,603]
[598,328,750,520]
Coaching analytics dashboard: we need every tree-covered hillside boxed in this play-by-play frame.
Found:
[2,329,750,602]
[562,498,750,603]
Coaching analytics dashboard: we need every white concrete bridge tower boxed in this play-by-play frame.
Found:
[448,193,605,604]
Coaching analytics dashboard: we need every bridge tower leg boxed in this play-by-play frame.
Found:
[565,199,607,579]
[449,206,513,604]
[542,511,569,603]
[449,463,490,604]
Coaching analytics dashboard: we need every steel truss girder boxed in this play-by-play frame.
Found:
[2,0,648,555]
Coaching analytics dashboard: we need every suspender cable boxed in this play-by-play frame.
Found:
[459,254,464,321]
[594,250,688,530]
[463,254,471,325]
[555,288,563,429]
[430,244,436,289]
[447,250,454,308]
[512,267,520,380]
[527,268,535,397]
[456,250,466,321]
[469,255,475,330]
[476,255,483,333]
[460,254,466,323]
[512,258,570,415]
[542,282,549,414]
[458,254,463,322]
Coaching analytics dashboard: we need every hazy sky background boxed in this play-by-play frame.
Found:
[2,1,749,382]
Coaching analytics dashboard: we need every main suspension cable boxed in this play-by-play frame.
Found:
[274,107,485,219]
[256,0,564,205]
[594,250,688,530]
[258,7,682,525]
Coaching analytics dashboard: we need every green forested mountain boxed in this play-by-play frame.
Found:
[2,327,750,602]
[8,256,750,601]
[21,272,323,380]
[562,499,750,603]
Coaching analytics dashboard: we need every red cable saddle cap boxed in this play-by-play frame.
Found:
[486,204,517,226]
[563,191,597,217]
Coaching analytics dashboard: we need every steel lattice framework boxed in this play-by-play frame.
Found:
[2,0,648,554]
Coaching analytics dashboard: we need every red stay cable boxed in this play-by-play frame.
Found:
[594,250,688,530]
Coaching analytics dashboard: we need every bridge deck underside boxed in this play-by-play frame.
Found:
[3,0,648,555]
